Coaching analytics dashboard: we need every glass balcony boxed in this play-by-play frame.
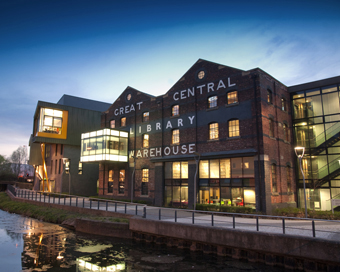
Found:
[80,129,128,162]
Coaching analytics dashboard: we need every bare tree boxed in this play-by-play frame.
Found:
[10,146,28,178]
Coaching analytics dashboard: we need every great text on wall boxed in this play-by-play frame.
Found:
[113,77,236,116]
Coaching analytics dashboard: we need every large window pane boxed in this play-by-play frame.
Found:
[210,159,219,178]
[221,187,231,206]
[199,160,209,178]
[306,96,323,117]
[323,92,340,115]
[231,158,242,178]
[220,159,230,178]
[231,188,243,206]
[172,162,181,179]
[293,98,306,119]
[243,157,254,178]
[181,162,188,179]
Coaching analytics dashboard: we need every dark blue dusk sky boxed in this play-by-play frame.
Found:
[1,0,340,157]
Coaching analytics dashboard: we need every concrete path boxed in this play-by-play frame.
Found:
[15,189,340,241]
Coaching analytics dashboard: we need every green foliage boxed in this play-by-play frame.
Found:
[196,203,256,214]
[89,195,148,204]
[0,154,15,181]
[273,207,340,220]
[0,192,129,224]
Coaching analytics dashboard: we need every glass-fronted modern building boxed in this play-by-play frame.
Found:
[289,76,340,211]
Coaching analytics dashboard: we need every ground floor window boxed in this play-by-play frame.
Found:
[141,169,149,195]
[164,161,188,207]
[199,178,256,208]
[165,182,188,208]
[108,170,113,193]
[119,169,125,194]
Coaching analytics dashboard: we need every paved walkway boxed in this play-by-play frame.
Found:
[15,189,340,241]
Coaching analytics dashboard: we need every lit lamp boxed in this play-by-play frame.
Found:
[294,147,308,218]
[62,158,71,195]
[193,152,200,210]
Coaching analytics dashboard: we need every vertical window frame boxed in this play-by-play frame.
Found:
[228,119,240,138]
[172,105,179,116]
[209,122,219,140]
[172,129,180,145]
[208,95,218,109]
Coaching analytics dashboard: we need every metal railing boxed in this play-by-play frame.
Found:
[13,189,340,241]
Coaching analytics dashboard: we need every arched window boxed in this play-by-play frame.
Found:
[142,134,149,148]
[209,123,219,140]
[208,96,218,108]
[143,112,149,122]
[110,120,115,128]
[267,89,273,104]
[281,97,287,111]
[119,169,125,194]
[172,105,179,116]
[283,123,289,142]
[120,117,126,127]
[227,91,238,104]
[228,119,239,137]
[271,164,277,193]
[172,129,179,144]
[108,170,114,193]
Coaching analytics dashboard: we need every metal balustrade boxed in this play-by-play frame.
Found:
[8,187,340,241]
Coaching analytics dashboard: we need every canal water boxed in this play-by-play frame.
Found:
[0,209,284,272]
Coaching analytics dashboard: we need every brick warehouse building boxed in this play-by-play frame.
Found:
[86,59,297,214]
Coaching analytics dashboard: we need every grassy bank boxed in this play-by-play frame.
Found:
[0,192,128,224]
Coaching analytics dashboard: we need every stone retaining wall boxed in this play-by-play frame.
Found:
[129,217,340,271]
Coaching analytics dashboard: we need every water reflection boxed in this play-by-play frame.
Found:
[0,209,283,272]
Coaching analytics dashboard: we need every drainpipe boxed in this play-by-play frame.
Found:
[252,73,263,212]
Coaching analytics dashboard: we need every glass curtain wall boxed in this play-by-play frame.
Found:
[198,157,255,209]
[292,84,340,210]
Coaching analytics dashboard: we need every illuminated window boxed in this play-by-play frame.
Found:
[119,170,125,194]
[108,170,114,193]
[121,117,126,127]
[208,96,218,108]
[39,108,63,135]
[267,90,272,104]
[227,91,238,104]
[110,120,115,128]
[166,161,188,179]
[269,118,274,137]
[172,105,179,116]
[143,134,149,148]
[141,169,149,195]
[283,123,289,141]
[281,98,286,111]
[228,119,239,137]
[286,166,291,193]
[198,70,205,79]
[172,129,179,144]
[271,164,277,193]
[209,123,219,140]
[143,112,149,122]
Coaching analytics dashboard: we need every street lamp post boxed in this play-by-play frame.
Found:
[193,152,200,210]
[294,147,308,218]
